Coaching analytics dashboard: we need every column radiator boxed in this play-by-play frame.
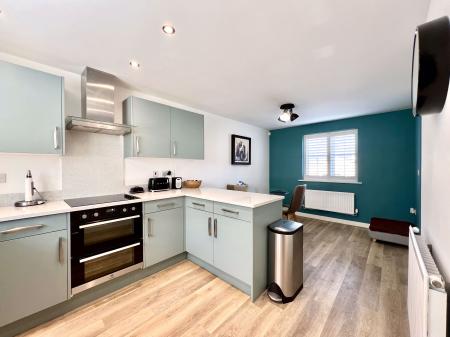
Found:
[408,227,447,337]
[304,189,355,215]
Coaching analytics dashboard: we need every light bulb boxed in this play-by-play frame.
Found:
[278,111,291,122]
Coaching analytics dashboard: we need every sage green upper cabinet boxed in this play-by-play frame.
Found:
[123,97,171,158]
[170,108,204,159]
[123,96,204,159]
[0,60,63,155]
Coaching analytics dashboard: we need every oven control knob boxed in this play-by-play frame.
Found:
[94,212,99,217]
[123,208,127,213]
[81,214,88,220]
[131,206,136,211]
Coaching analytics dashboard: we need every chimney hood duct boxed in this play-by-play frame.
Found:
[66,67,132,135]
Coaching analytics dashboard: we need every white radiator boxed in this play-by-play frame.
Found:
[408,227,447,337]
[304,189,355,215]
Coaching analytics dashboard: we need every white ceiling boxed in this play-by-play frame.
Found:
[0,0,430,130]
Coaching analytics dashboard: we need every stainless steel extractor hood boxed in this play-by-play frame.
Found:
[66,67,132,135]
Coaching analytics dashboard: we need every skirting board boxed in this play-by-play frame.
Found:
[295,212,369,229]
[187,253,252,297]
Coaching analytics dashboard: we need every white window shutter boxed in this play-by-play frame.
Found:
[330,131,357,178]
[304,129,358,182]
[304,135,328,177]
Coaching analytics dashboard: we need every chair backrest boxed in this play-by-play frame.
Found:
[287,185,306,214]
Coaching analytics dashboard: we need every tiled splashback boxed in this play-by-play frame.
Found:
[61,131,125,199]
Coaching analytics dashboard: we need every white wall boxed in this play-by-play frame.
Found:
[0,53,269,201]
[421,0,450,279]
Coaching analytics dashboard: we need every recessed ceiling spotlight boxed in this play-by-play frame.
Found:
[278,103,298,123]
[129,60,140,70]
[162,25,176,35]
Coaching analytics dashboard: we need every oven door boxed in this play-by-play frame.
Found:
[71,240,143,294]
[71,214,143,257]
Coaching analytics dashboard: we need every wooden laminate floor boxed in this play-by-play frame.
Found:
[21,217,409,337]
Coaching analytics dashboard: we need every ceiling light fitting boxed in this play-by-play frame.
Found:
[162,25,175,35]
[278,103,298,122]
[129,60,140,69]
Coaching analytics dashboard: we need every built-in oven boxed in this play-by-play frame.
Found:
[70,202,143,295]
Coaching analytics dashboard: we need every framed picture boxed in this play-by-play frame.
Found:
[231,134,251,165]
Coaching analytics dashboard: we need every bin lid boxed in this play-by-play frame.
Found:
[268,219,303,235]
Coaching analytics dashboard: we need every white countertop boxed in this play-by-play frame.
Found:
[140,188,284,208]
[0,188,284,222]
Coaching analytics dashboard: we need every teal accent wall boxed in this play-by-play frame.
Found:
[270,109,420,225]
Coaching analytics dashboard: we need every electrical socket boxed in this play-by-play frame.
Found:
[0,173,6,183]
[163,169,174,176]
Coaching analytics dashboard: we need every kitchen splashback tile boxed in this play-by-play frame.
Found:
[62,131,125,198]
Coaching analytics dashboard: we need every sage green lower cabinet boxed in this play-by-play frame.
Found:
[185,207,213,265]
[0,229,68,327]
[185,204,252,284]
[213,214,251,284]
[144,207,184,267]
[185,199,283,301]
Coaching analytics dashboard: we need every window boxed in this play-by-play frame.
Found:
[303,129,358,182]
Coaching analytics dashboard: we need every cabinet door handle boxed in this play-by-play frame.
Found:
[221,208,239,215]
[147,218,153,237]
[173,141,177,156]
[53,127,60,150]
[58,237,65,264]
[157,202,175,208]
[192,202,205,207]
[136,136,140,155]
[213,218,217,238]
[208,217,212,236]
[0,224,45,235]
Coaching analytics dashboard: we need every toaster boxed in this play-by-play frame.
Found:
[148,177,170,192]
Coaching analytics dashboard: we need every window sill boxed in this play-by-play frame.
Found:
[298,178,362,185]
